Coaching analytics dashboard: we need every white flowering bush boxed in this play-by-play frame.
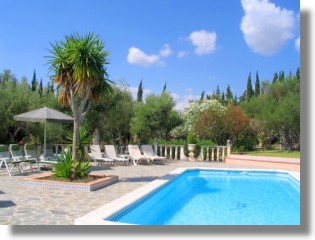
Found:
[171,99,226,137]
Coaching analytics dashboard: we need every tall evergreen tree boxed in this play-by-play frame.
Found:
[137,79,143,103]
[162,82,167,93]
[31,70,38,91]
[279,71,285,82]
[272,72,278,83]
[216,85,220,95]
[296,67,300,80]
[38,78,43,97]
[255,71,260,97]
[200,90,205,101]
[246,72,253,100]
[221,92,225,102]
[226,85,233,100]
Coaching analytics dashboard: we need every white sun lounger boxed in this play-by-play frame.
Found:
[127,145,152,165]
[104,145,130,165]
[141,144,167,164]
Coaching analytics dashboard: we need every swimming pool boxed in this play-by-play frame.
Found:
[75,168,300,225]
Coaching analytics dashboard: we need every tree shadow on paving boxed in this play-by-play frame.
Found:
[0,200,16,208]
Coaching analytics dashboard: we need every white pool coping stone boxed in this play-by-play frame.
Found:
[74,167,300,225]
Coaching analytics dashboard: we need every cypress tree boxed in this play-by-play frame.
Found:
[221,92,225,102]
[137,79,143,103]
[31,70,38,91]
[200,91,205,101]
[38,78,43,97]
[226,85,233,100]
[255,71,260,97]
[279,71,285,82]
[246,72,253,100]
[296,67,300,80]
[272,72,278,83]
[162,82,167,93]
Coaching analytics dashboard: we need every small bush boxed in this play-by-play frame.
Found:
[53,151,91,180]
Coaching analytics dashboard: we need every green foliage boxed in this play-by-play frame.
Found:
[66,126,91,162]
[83,82,134,144]
[130,92,182,143]
[0,69,67,144]
[53,151,91,179]
[186,133,197,144]
[241,73,300,150]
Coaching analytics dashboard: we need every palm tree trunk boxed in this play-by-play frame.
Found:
[71,113,80,180]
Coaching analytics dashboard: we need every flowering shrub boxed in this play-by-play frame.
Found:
[171,99,226,137]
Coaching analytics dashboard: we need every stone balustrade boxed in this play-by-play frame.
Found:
[156,142,230,162]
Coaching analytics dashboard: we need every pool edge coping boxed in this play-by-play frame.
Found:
[74,167,300,225]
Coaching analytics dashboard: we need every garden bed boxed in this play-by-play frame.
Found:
[20,172,119,191]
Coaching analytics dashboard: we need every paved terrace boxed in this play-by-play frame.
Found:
[0,160,289,225]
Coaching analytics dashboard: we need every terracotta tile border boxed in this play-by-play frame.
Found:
[20,172,119,191]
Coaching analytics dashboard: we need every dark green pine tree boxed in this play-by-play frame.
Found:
[279,71,285,82]
[200,90,205,101]
[31,70,38,91]
[296,67,300,80]
[272,72,278,84]
[254,71,260,97]
[233,95,238,105]
[38,78,43,97]
[137,79,143,103]
[246,72,253,100]
[162,82,167,93]
[226,85,233,100]
[221,92,225,102]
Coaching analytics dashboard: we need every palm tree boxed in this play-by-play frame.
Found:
[47,32,112,179]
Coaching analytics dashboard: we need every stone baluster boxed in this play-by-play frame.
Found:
[227,140,231,158]
[174,146,178,160]
[216,147,220,161]
[206,147,210,161]
[165,145,168,158]
[198,146,204,161]
[159,146,163,156]
[221,147,225,161]
[211,148,215,161]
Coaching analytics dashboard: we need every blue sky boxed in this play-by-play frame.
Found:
[0,0,300,110]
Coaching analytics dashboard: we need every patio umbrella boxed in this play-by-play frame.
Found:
[13,106,73,159]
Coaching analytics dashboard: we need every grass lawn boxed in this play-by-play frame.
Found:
[241,150,300,159]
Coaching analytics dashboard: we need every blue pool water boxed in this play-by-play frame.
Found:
[107,169,300,225]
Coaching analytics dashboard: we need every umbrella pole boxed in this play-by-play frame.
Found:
[44,122,47,159]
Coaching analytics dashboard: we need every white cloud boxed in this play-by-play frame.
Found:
[189,30,217,55]
[159,44,172,57]
[295,37,300,52]
[177,51,189,58]
[127,47,159,67]
[241,0,296,55]
[127,44,172,67]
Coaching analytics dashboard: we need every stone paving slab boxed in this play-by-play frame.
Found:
[0,160,272,225]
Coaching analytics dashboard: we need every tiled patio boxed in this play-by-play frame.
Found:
[0,159,289,225]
